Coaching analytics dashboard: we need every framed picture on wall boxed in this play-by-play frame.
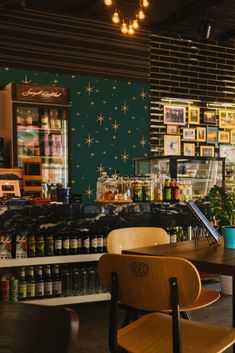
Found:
[183,143,195,156]
[163,106,186,125]
[203,110,217,124]
[230,131,235,144]
[166,125,179,134]
[188,106,200,125]
[182,128,195,140]
[164,135,181,155]
[219,144,235,163]
[196,127,206,142]
[218,130,230,144]
[219,110,235,129]
[200,145,215,157]
[0,180,20,197]
[206,126,218,144]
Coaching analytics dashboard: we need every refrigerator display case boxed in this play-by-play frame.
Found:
[134,156,225,198]
[0,82,69,186]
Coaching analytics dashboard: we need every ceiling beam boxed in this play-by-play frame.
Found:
[150,0,224,31]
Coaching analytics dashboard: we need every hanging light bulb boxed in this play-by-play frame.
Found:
[112,10,120,24]
[142,0,149,8]
[128,23,135,35]
[121,22,128,34]
[138,8,145,20]
[104,0,112,6]
[133,19,139,29]
[103,0,150,35]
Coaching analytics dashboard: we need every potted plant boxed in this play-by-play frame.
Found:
[209,185,235,249]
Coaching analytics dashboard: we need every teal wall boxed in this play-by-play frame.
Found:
[0,66,150,202]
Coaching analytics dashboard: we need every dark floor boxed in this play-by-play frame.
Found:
[72,281,233,353]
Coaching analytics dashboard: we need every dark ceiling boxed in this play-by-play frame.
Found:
[2,0,235,44]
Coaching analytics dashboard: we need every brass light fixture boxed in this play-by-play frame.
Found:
[104,0,150,35]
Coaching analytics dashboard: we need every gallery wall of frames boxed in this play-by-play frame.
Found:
[161,104,235,161]
[150,34,235,166]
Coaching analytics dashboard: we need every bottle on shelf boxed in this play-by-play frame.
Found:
[61,266,71,297]
[10,277,18,302]
[62,234,70,255]
[77,233,83,254]
[27,266,36,299]
[36,234,45,257]
[83,234,90,254]
[97,234,104,253]
[71,266,79,296]
[90,234,98,254]
[164,178,172,202]
[28,234,36,257]
[79,266,88,295]
[44,265,53,297]
[35,265,44,298]
[88,265,96,295]
[69,233,78,255]
[54,233,62,256]
[18,267,27,301]
[40,109,49,129]
[52,265,62,297]
[45,234,54,256]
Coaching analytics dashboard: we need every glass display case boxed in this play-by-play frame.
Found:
[0,82,69,186]
[134,156,225,199]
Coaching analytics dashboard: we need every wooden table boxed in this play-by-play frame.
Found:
[123,238,235,351]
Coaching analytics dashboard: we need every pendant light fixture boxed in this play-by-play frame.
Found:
[104,0,150,35]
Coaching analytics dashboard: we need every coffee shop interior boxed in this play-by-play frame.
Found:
[1,0,235,352]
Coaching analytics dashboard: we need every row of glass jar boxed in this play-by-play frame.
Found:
[96,172,193,202]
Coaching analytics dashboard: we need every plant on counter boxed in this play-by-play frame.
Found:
[209,185,235,233]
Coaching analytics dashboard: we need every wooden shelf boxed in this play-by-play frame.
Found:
[0,253,104,268]
[23,293,110,306]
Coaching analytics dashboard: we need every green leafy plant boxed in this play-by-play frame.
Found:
[209,185,235,232]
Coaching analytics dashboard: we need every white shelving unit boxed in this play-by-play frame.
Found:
[0,253,103,268]
[0,253,110,306]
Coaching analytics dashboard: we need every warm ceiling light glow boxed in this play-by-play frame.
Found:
[121,22,128,34]
[142,0,149,7]
[112,10,120,23]
[104,0,149,35]
[104,0,113,6]
[133,19,139,29]
[138,9,145,20]
[128,24,135,35]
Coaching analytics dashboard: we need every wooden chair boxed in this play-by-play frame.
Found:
[107,227,169,253]
[98,253,235,353]
[0,302,79,353]
[106,227,220,320]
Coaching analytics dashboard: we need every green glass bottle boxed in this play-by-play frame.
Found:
[18,267,27,301]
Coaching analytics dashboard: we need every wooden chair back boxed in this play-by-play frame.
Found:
[98,253,201,312]
[0,302,79,353]
[107,227,169,254]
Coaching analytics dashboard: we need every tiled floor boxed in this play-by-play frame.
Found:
[73,281,233,353]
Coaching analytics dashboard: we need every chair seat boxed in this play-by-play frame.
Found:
[181,287,220,311]
[118,312,235,353]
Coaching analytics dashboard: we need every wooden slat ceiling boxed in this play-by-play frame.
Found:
[1,0,235,44]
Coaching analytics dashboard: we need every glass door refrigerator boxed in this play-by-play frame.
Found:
[0,82,69,187]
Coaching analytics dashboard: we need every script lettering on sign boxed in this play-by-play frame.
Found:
[14,83,68,105]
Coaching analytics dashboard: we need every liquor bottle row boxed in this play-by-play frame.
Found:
[0,232,107,260]
[17,108,65,130]
[0,263,105,302]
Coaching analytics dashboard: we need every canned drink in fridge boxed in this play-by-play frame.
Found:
[10,277,18,302]
[0,277,10,301]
